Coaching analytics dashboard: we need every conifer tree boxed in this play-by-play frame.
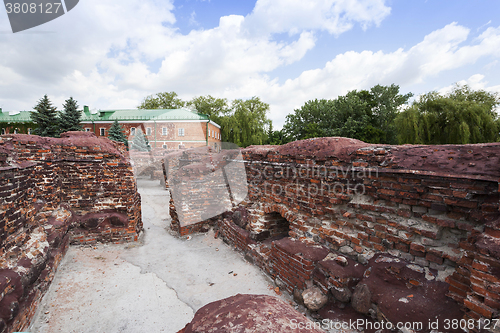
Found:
[108,120,128,147]
[130,129,151,151]
[32,95,59,137]
[59,97,82,134]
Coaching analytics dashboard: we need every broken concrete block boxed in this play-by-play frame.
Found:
[351,283,371,314]
[293,288,304,306]
[357,251,374,265]
[302,286,328,311]
[330,286,352,303]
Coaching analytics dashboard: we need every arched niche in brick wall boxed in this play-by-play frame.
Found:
[248,204,294,242]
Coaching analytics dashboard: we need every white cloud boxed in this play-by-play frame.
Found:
[244,0,391,36]
[0,0,390,111]
[225,23,500,128]
[1,0,500,133]
[189,11,199,27]
[438,74,500,96]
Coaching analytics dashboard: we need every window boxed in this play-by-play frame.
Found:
[130,127,136,136]
[178,128,185,136]
[100,128,105,136]
[13,128,18,134]
[146,127,152,136]
[162,127,168,136]
[1,129,5,135]
[162,144,168,149]
[28,128,32,135]
[85,128,90,132]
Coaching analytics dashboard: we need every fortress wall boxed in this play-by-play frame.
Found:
[0,132,142,333]
[167,137,500,331]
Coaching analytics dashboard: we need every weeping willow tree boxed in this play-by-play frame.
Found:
[219,97,271,147]
[395,85,500,144]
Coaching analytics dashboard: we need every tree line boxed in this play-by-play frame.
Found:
[28,84,500,147]
[141,84,499,147]
[275,84,500,145]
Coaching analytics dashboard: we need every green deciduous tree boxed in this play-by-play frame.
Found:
[369,84,414,143]
[32,95,59,137]
[59,97,82,133]
[283,99,335,142]
[395,85,500,144]
[186,95,229,121]
[139,91,186,109]
[108,120,128,147]
[266,124,288,145]
[282,84,412,144]
[223,97,271,147]
[130,129,151,151]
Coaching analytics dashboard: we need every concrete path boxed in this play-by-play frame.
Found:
[29,178,287,333]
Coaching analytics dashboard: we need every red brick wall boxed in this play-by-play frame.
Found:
[82,121,221,150]
[0,131,142,333]
[169,137,500,330]
[239,138,500,330]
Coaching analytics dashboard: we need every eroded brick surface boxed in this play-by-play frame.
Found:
[168,137,500,332]
[0,132,142,333]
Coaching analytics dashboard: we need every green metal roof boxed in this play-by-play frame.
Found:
[82,108,209,121]
[0,108,209,123]
[0,110,32,123]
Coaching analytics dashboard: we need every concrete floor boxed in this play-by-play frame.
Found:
[29,178,289,333]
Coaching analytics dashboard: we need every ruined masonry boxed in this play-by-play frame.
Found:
[167,137,500,333]
[0,132,142,333]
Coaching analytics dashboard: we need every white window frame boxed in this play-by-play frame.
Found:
[85,128,91,132]
[13,128,18,134]
[1,129,5,135]
[146,127,152,136]
[178,128,185,136]
[28,128,32,135]
[162,127,168,136]
[130,127,136,136]
[162,143,167,149]
[99,128,105,136]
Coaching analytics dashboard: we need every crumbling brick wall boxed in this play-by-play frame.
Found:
[165,147,245,235]
[238,138,500,329]
[168,137,500,331]
[0,131,142,333]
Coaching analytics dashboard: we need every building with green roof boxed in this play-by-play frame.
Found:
[0,107,221,150]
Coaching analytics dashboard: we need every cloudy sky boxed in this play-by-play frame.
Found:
[1,0,500,128]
